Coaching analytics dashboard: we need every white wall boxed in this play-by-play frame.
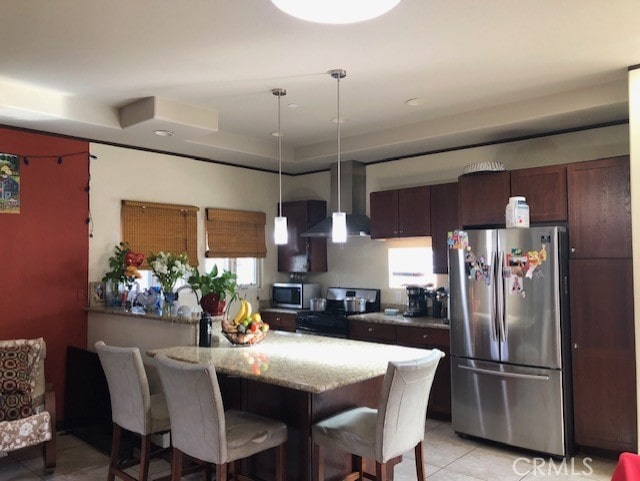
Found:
[628,68,640,452]
[88,143,280,310]
[287,124,630,305]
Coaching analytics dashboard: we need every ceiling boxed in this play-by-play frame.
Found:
[0,1,638,174]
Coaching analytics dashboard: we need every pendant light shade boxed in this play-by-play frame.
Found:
[330,69,347,244]
[272,88,288,246]
[274,216,288,244]
[332,212,347,243]
[271,0,401,24]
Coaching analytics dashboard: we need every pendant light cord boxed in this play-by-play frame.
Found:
[278,92,283,217]
[336,73,341,214]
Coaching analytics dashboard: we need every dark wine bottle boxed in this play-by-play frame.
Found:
[199,312,212,347]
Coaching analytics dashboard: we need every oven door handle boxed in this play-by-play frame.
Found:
[295,325,348,338]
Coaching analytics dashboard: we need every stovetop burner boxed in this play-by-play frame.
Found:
[295,287,380,338]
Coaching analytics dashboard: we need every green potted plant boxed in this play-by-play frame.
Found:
[188,265,238,316]
[101,242,144,307]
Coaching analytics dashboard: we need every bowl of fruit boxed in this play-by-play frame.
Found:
[221,299,269,346]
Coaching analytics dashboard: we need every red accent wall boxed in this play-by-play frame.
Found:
[0,127,89,422]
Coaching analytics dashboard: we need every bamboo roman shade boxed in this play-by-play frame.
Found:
[205,208,267,258]
[121,200,199,266]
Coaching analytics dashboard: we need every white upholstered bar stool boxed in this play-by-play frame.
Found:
[95,341,171,481]
[154,352,287,481]
[312,350,444,481]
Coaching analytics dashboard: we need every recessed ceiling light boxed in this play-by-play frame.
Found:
[331,117,347,124]
[271,0,402,24]
[288,103,299,108]
[405,98,425,107]
[271,131,285,137]
[154,129,175,137]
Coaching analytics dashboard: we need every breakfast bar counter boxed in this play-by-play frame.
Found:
[149,330,433,481]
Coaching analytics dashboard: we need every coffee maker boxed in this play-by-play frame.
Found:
[404,285,427,317]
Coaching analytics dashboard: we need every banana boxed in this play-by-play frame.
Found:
[244,299,252,318]
[232,300,247,325]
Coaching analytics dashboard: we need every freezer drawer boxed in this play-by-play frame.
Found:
[451,358,567,456]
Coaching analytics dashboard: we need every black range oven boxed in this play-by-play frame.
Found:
[295,287,380,338]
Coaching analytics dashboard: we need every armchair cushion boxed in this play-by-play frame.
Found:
[0,343,40,422]
[0,411,52,452]
[0,391,33,422]
[0,344,32,393]
[0,339,43,396]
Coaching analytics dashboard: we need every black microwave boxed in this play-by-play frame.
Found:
[271,283,321,309]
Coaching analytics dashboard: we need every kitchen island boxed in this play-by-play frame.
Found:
[149,330,434,481]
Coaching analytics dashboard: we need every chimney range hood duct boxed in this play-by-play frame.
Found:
[302,160,370,238]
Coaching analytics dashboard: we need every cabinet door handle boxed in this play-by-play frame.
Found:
[573,343,578,350]
[570,247,576,254]
[422,334,428,339]
[276,317,281,321]
[368,327,374,333]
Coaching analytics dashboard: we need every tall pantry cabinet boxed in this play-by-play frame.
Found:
[567,156,636,453]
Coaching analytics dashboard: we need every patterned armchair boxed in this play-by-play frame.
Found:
[0,338,56,470]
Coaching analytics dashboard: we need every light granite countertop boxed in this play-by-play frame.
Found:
[86,306,203,325]
[348,312,450,330]
[147,326,436,394]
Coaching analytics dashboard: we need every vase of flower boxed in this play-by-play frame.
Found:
[102,242,144,309]
[104,279,124,307]
[148,251,191,318]
[162,291,177,317]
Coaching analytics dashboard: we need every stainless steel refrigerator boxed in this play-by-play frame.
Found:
[449,226,573,457]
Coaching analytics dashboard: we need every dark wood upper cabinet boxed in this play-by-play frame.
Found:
[458,171,510,227]
[277,200,327,273]
[398,186,431,237]
[369,189,399,239]
[567,156,631,258]
[570,258,637,452]
[431,182,459,274]
[370,186,430,239]
[510,164,567,223]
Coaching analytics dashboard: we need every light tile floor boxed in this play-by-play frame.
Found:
[0,420,618,481]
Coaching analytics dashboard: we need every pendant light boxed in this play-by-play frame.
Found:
[271,0,401,24]
[330,69,347,244]
[272,88,288,245]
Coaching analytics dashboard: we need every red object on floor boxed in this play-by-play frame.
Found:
[611,452,640,481]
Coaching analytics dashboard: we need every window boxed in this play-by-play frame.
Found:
[388,245,435,288]
[205,208,266,258]
[205,258,260,287]
[121,200,199,267]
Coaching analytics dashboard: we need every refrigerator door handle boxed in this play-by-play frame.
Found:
[496,251,506,343]
[459,364,550,381]
[491,250,498,341]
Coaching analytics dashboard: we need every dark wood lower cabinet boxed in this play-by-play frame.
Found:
[396,326,451,419]
[261,310,297,332]
[570,259,637,452]
[349,319,452,419]
[349,319,396,344]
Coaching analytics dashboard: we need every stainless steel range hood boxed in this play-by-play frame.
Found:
[302,160,370,238]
